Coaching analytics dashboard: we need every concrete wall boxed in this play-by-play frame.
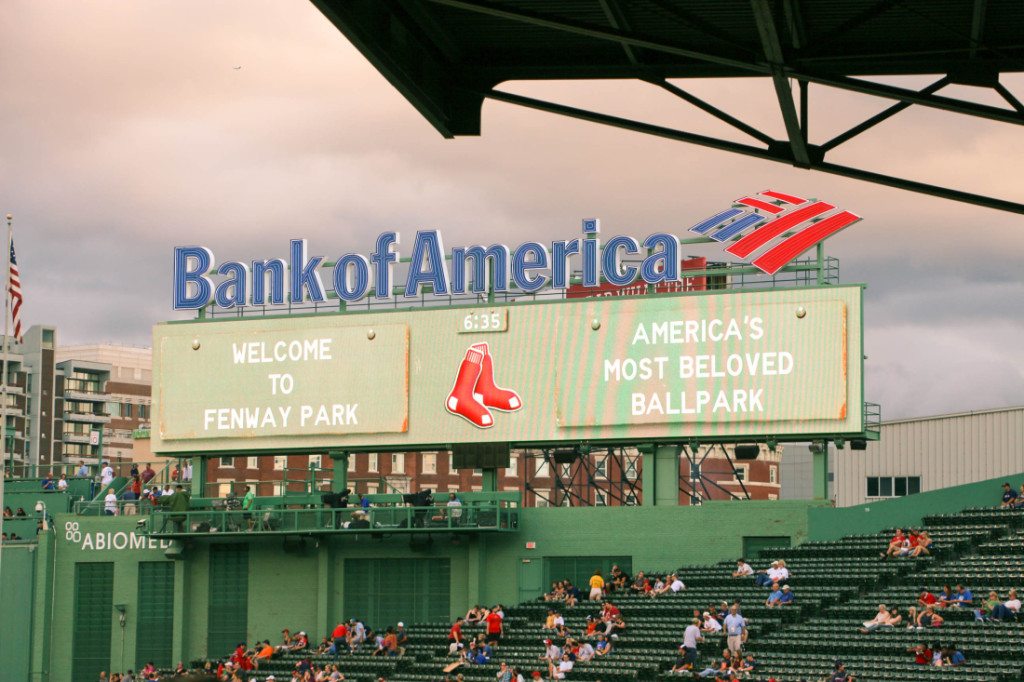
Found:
[833,406,1024,506]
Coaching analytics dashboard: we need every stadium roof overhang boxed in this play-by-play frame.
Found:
[311,0,1024,214]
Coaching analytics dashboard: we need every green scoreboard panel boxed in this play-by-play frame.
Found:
[152,285,863,453]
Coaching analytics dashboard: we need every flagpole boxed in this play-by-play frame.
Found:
[0,213,10,578]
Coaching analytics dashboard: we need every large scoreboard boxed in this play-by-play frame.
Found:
[152,285,863,453]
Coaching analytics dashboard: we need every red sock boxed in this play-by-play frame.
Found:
[446,346,494,428]
[472,343,522,412]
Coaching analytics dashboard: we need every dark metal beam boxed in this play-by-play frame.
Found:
[970,0,988,58]
[652,79,775,145]
[802,0,901,56]
[718,444,752,500]
[422,0,765,74]
[482,87,1024,215]
[423,0,1024,128]
[597,0,640,66]
[750,0,809,166]
[819,76,950,153]
[994,82,1024,114]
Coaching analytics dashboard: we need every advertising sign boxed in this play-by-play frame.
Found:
[153,285,863,453]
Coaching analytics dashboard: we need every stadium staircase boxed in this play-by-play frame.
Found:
[196,507,1024,682]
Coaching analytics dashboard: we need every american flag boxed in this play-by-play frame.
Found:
[9,239,23,342]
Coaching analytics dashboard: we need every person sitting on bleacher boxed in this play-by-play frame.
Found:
[916,588,938,609]
[563,581,580,607]
[650,573,685,598]
[544,582,564,603]
[541,638,561,661]
[828,660,856,681]
[754,560,788,588]
[701,611,723,635]
[937,584,955,607]
[765,583,784,608]
[882,528,907,558]
[908,604,944,629]
[464,605,485,625]
[547,652,574,680]
[583,615,599,639]
[594,633,612,656]
[860,604,899,632]
[695,648,732,678]
[41,472,55,490]
[630,570,647,593]
[1000,482,1019,508]
[3,506,12,518]
[735,652,756,676]
[779,585,795,606]
[988,588,1021,621]
[575,639,595,662]
[254,640,274,667]
[732,558,753,578]
[909,529,933,557]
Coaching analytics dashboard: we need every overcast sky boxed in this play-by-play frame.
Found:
[0,1,1021,420]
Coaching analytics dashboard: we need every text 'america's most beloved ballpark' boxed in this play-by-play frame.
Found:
[152,285,862,453]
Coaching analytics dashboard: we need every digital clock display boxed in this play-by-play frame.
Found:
[458,309,509,334]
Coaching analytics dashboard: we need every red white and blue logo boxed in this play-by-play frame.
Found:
[690,190,861,275]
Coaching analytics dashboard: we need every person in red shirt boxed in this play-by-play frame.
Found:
[485,608,504,644]
[883,529,906,558]
[909,644,932,664]
[331,622,348,655]
[917,590,938,608]
[448,616,464,656]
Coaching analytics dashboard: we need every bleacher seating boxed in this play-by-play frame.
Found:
[185,507,1024,681]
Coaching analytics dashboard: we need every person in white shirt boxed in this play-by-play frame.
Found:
[733,559,754,578]
[103,488,118,516]
[182,462,193,482]
[542,640,560,661]
[100,462,114,487]
[701,612,722,634]
[547,653,573,680]
[576,642,595,662]
[57,474,69,492]
[669,576,686,592]
[446,492,463,523]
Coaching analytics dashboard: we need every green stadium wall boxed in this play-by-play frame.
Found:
[20,501,816,681]
[807,471,1023,541]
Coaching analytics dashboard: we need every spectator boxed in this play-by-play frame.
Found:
[15,507,26,517]
[588,569,605,601]
[396,621,409,656]
[547,652,573,680]
[76,461,90,478]
[681,618,703,668]
[701,611,722,635]
[242,485,256,531]
[988,588,1020,620]
[860,604,899,633]
[754,560,788,587]
[907,604,944,628]
[254,640,274,665]
[41,472,55,490]
[937,585,955,608]
[576,640,595,662]
[696,649,732,678]
[910,530,933,557]
[448,617,464,656]
[349,618,367,652]
[1000,482,1018,508]
[104,488,118,516]
[829,660,855,681]
[724,605,747,655]
[908,643,931,665]
[382,627,399,656]
[917,589,938,609]
[765,582,784,608]
[974,590,1002,621]
[56,473,69,492]
[485,606,504,645]
[3,506,12,518]
[594,634,612,656]
[158,484,191,532]
[464,606,485,625]
[541,638,560,661]
[141,463,155,484]
[732,559,753,578]
[495,661,513,682]
[182,461,192,482]
[882,529,909,558]
[630,571,648,593]
[447,493,463,525]
[100,461,114,488]
[942,644,966,667]
[563,581,580,607]
[779,585,795,606]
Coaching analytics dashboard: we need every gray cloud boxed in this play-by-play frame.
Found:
[0,0,1021,419]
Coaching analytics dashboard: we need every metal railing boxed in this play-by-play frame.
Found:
[137,500,519,537]
[864,401,882,434]
[200,257,839,319]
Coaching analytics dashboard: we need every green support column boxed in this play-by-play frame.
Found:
[171,558,188,666]
[329,451,349,493]
[317,542,331,635]
[641,444,682,506]
[812,445,829,500]
[481,468,498,493]
[190,456,205,498]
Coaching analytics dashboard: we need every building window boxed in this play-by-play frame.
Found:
[273,456,286,471]
[392,453,405,474]
[348,455,356,472]
[219,457,233,468]
[365,482,378,495]
[734,464,748,482]
[138,404,148,420]
[534,458,550,478]
[217,483,234,497]
[769,466,778,484]
[247,457,259,470]
[594,456,607,480]
[624,455,639,480]
[309,454,322,469]
[595,491,607,506]
[768,493,779,500]
[423,453,437,474]
[473,468,482,476]
[688,462,701,479]
[866,476,921,498]
[505,454,518,477]
[559,463,571,478]
[448,453,454,472]
[534,495,550,508]
[367,453,378,473]
[123,403,133,419]
[625,493,638,506]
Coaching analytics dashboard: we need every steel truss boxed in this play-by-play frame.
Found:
[423,0,1024,215]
